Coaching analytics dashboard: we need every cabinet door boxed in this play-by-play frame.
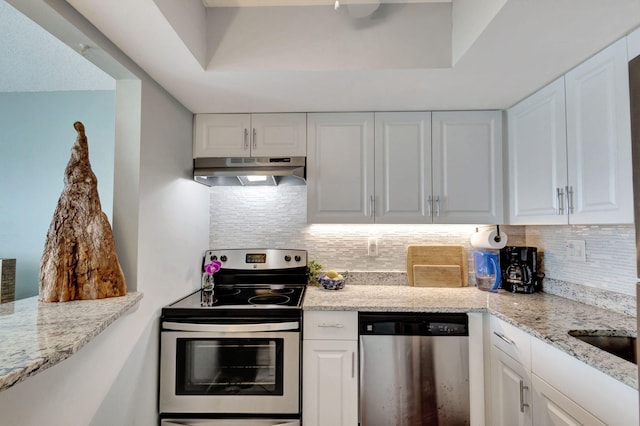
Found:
[374,112,432,224]
[193,114,251,158]
[532,374,605,426]
[251,113,307,157]
[432,111,503,224]
[302,340,358,426]
[491,347,532,426]
[565,38,633,224]
[307,113,375,223]
[507,77,568,225]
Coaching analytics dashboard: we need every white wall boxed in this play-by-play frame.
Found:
[451,0,508,64]
[0,1,209,425]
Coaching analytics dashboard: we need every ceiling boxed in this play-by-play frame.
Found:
[0,0,114,92]
[5,0,640,113]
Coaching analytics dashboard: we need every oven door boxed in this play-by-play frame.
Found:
[160,321,300,415]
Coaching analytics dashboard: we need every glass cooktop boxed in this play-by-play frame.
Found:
[168,284,306,310]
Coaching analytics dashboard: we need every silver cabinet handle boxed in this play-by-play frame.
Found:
[519,380,529,412]
[427,195,433,217]
[435,196,441,217]
[566,185,574,214]
[370,195,375,217]
[244,128,249,150]
[493,331,515,346]
[556,187,565,215]
[253,128,257,150]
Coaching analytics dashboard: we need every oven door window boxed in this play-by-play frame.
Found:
[176,338,284,396]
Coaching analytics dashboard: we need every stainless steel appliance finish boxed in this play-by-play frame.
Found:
[193,157,306,186]
[160,249,308,423]
[359,312,470,426]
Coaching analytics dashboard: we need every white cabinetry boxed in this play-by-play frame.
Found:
[531,374,604,426]
[432,111,503,224]
[302,311,358,426]
[489,316,533,426]
[564,38,633,224]
[307,113,375,223]
[508,77,568,225]
[308,111,503,224]
[491,347,532,426]
[193,113,306,158]
[488,316,635,426]
[531,336,638,426]
[508,38,633,225]
[374,112,432,223]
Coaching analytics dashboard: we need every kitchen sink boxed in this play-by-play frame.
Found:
[568,330,637,365]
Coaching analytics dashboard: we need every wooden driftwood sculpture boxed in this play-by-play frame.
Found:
[39,122,126,302]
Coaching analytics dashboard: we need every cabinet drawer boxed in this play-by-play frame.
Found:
[490,315,531,369]
[304,311,358,340]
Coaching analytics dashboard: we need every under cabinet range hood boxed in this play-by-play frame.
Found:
[193,157,306,186]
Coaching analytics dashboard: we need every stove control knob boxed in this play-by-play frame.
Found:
[220,255,228,262]
[295,255,301,262]
[284,255,292,262]
[211,255,218,261]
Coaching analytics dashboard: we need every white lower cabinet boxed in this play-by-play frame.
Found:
[531,374,605,426]
[488,316,633,426]
[491,346,532,426]
[302,311,358,426]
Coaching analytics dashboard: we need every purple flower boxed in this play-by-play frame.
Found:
[204,260,222,275]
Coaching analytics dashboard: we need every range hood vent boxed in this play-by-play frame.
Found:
[193,156,306,187]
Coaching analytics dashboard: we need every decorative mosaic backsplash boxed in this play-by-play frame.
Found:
[209,186,524,276]
[526,225,637,297]
[209,186,638,314]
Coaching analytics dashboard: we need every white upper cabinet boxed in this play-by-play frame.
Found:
[507,38,633,225]
[432,111,503,224]
[564,38,633,224]
[307,113,375,224]
[508,77,568,225]
[308,111,503,224]
[193,113,306,158]
[374,112,432,224]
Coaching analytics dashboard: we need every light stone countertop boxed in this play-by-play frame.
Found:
[0,292,143,393]
[303,285,638,389]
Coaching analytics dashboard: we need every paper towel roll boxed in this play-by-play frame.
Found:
[470,229,508,249]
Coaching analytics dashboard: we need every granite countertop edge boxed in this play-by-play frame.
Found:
[0,292,143,393]
[303,285,638,390]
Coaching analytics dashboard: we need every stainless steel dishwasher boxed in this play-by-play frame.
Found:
[359,312,470,426]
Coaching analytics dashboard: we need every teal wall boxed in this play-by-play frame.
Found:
[0,90,116,300]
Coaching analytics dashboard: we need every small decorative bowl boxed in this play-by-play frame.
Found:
[318,273,348,290]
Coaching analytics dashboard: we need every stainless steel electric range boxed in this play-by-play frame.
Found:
[159,249,308,426]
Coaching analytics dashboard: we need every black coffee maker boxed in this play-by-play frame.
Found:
[499,246,544,293]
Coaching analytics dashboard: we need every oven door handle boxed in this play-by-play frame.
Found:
[162,321,299,333]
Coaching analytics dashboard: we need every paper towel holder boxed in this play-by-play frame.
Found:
[475,225,502,243]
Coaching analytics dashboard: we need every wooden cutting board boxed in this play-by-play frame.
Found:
[406,245,468,287]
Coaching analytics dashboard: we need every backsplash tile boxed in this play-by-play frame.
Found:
[526,225,637,297]
[209,186,524,274]
[209,186,637,314]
